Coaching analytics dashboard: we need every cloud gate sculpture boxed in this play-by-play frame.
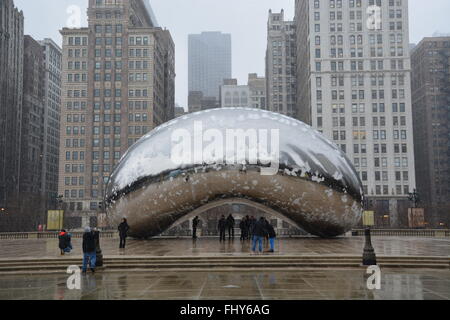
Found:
[105,108,364,238]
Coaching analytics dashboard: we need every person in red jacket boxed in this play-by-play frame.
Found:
[58,230,72,255]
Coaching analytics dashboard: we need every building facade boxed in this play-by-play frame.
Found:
[19,35,46,230]
[248,73,267,110]
[219,74,267,109]
[220,79,250,108]
[39,38,62,212]
[0,0,24,224]
[411,37,450,227]
[59,0,175,228]
[295,0,416,227]
[188,31,232,100]
[266,10,297,118]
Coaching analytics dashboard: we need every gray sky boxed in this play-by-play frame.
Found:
[15,0,450,108]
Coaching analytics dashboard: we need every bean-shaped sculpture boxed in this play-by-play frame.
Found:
[105,108,364,238]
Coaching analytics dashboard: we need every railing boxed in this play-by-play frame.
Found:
[351,229,450,238]
[0,231,117,240]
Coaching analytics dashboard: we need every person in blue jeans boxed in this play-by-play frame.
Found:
[82,227,97,274]
[252,217,268,253]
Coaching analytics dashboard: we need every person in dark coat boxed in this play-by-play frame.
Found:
[217,215,227,242]
[248,216,256,239]
[239,217,248,241]
[192,216,200,239]
[118,218,130,249]
[226,214,235,239]
[58,229,72,255]
[82,227,97,274]
[265,220,277,253]
[252,217,268,253]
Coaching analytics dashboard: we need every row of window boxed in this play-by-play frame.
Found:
[314,59,405,72]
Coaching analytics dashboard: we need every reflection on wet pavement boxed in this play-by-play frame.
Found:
[0,269,449,300]
[0,237,449,259]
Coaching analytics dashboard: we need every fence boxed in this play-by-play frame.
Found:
[0,231,117,240]
[351,229,450,238]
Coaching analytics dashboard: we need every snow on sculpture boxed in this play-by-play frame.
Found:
[105,108,364,238]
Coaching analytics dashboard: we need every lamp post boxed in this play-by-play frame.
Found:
[362,210,377,266]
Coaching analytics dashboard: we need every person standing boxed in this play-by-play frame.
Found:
[248,216,256,240]
[239,217,247,241]
[226,214,235,239]
[252,217,268,254]
[265,220,277,253]
[192,216,200,239]
[82,227,97,274]
[217,215,227,242]
[118,218,130,249]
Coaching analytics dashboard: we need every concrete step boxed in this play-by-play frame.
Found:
[0,255,448,273]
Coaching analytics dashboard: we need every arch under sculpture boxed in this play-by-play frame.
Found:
[105,108,364,238]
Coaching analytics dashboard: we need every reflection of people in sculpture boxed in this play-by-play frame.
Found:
[118,218,130,249]
[192,216,200,239]
[226,214,235,239]
[217,215,227,242]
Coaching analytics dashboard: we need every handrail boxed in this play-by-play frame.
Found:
[351,229,450,237]
[0,231,117,240]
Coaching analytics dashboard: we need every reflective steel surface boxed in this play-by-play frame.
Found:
[105,108,364,238]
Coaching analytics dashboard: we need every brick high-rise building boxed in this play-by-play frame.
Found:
[265,10,297,118]
[59,0,175,228]
[411,37,450,227]
[0,0,24,222]
[295,0,416,227]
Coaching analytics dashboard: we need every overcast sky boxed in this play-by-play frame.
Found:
[15,0,450,108]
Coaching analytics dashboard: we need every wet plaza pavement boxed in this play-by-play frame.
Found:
[0,237,449,300]
[0,237,449,259]
[0,268,449,300]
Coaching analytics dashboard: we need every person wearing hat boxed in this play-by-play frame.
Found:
[82,227,97,274]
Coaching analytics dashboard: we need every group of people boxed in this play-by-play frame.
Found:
[58,227,100,274]
[217,214,236,241]
[250,217,277,253]
[193,214,277,253]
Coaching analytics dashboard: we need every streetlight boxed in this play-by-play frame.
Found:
[362,210,377,266]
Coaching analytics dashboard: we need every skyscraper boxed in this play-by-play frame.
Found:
[188,32,232,100]
[39,39,62,211]
[295,0,416,227]
[59,0,175,228]
[265,10,297,118]
[0,0,24,223]
[411,37,450,227]
[19,35,46,230]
